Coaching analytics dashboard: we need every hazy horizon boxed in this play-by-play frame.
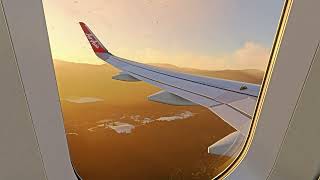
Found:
[53,58,266,72]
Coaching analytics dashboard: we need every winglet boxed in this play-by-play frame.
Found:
[79,22,109,54]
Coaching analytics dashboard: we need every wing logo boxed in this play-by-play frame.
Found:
[85,33,100,49]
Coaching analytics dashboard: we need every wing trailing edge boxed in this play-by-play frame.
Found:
[208,131,245,157]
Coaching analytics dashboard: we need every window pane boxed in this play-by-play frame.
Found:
[43,0,284,179]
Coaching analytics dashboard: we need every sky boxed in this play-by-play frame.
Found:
[43,0,284,70]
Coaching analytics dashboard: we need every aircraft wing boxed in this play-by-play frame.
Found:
[79,22,261,156]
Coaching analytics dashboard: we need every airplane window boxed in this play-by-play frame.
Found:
[42,0,285,179]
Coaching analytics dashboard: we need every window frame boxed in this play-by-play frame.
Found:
[2,0,319,179]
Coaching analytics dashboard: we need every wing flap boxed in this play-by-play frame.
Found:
[228,97,257,117]
[210,104,251,134]
[208,131,245,157]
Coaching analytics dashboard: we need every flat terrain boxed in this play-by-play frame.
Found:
[54,60,263,180]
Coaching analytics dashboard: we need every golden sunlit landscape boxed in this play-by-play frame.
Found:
[54,60,263,180]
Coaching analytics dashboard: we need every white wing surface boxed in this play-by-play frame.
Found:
[79,22,261,156]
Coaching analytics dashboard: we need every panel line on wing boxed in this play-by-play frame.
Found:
[228,97,257,117]
[225,104,252,119]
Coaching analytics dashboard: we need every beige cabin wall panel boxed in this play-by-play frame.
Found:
[0,1,47,179]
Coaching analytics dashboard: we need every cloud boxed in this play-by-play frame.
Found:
[157,111,194,122]
[106,122,135,134]
[198,41,270,70]
[132,41,270,71]
[228,41,270,70]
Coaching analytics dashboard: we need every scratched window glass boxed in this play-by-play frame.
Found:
[43,0,284,179]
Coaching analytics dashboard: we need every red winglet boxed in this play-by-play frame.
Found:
[79,22,108,54]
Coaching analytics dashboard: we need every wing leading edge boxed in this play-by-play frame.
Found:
[79,22,261,157]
